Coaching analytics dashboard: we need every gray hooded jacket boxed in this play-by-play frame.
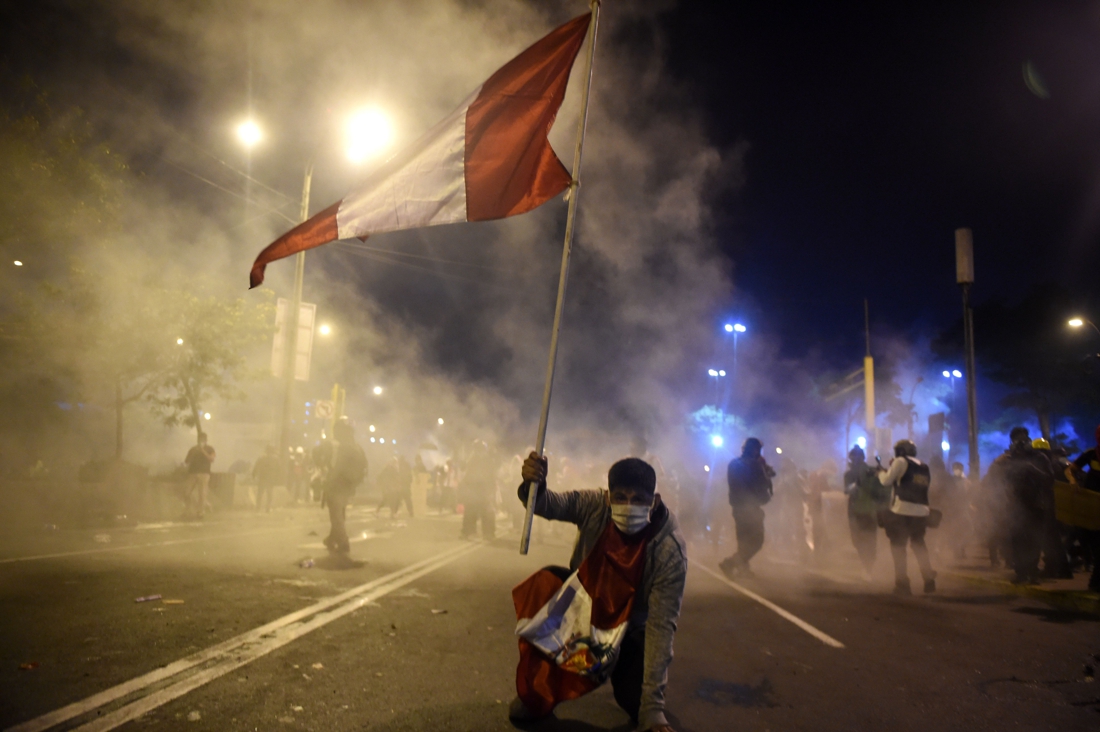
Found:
[518,483,688,730]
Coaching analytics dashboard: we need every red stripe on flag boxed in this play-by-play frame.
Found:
[464,13,590,222]
[249,201,342,288]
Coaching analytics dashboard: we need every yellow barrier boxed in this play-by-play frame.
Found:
[1054,481,1100,531]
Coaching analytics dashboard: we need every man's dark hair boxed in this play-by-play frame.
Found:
[1009,426,1030,444]
[742,437,763,457]
[608,458,656,497]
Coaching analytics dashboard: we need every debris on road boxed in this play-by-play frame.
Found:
[43,524,58,530]
[93,534,111,543]
[135,595,162,603]
[186,711,201,722]
[162,599,185,605]
[431,608,448,615]
[291,705,304,712]
[299,558,314,568]
[311,662,323,669]
[19,662,39,671]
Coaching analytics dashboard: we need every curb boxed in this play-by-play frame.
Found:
[945,571,1100,615]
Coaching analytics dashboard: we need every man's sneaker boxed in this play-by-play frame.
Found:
[508,696,539,721]
[923,578,936,594]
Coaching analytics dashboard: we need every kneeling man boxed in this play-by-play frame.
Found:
[510,452,687,732]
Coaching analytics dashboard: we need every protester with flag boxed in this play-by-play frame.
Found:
[510,453,686,732]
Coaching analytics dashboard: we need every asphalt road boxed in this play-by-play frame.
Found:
[1,505,1097,732]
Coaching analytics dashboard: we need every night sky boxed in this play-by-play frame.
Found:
[663,1,1100,360]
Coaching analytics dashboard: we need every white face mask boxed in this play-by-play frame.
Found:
[610,503,652,535]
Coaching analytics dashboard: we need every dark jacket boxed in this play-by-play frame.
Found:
[727,456,774,507]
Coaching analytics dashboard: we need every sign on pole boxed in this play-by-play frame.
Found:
[272,298,317,382]
[315,400,334,419]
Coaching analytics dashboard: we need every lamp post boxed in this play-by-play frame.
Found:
[239,108,394,459]
[1068,317,1100,339]
[956,228,980,479]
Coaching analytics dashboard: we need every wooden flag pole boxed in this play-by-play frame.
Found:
[520,0,601,555]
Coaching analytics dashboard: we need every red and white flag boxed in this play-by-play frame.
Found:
[250,13,592,288]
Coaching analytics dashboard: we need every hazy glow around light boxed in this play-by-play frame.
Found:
[711,435,724,448]
[318,324,331,336]
[703,465,710,472]
[1068,318,1084,328]
[346,108,394,163]
[369,425,376,432]
[379,438,385,444]
[733,323,747,333]
[176,338,184,345]
[437,417,445,425]
[724,324,734,333]
[13,260,22,266]
[942,370,951,378]
[373,386,383,395]
[718,370,726,377]
[236,120,262,148]
[370,437,376,443]
[856,436,867,449]
[776,447,783,454]
[708,369,719,377]
[203,412,211,420]
[952,369,962,378]
[941,440,951,452]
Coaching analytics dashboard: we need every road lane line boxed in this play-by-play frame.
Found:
[691,560,846,649]
[0,518,380,564]
[6,540,486,732]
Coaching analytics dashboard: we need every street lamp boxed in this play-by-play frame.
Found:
[346,107,394,164]
[1068,316,1100,338]
[373,386,383,396]
[318,324,332,336]
[724,323,734,333]
[236,120,262,149]
[733,323,747,333]
[710,435,724,448]
[708,369,719,377]
[13,260,22,266]
[437,417,445,425]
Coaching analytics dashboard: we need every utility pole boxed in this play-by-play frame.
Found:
[863,298,876,455]
[279,163,313,460]
[956,227,980,480]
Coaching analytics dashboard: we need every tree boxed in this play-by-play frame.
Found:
[934,283,1100,439]
[147,291,274,444]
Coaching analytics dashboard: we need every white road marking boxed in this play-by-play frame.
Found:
[692,560,846,649]
[6,540,487,732]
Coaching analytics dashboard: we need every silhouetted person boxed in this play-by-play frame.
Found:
[878,439,936,595]
[184,432,216,519]
[252,444,280,512]
[720,437,775,578]
[844,446,885,578]
[322,419,366,554]
[460,441,497,540]
[1071,424,1100,591]
[984,428,1052,585]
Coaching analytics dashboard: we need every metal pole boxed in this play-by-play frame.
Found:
[962,283,980,479]
[519,2,600,555]
[279,162,313,461]
[863,299,875,454]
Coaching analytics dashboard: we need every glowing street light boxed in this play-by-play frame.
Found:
[176,338,184,345]
[952,369,962,378]
[236,120,262,149]
[724,324,734,333]
[372,386,383,396]
[318,324,332,336]
[708,369,719,377]
[710,435,724,448]
[703,465,710,472]
[776,447,783,454]
[437,417,445,425]
[346,108,394,164]
[203,412,212,420]
[733,323,747,333]
[1069,318,1084,328]
[13,260,22,266]
[856,436,867,450]
[718,370,726,377]
[369,425,376,433]
[941,440,950,452]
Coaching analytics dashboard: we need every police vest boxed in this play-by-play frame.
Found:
[895,458,931,506]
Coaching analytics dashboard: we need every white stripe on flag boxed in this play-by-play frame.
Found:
[336,87,480,239]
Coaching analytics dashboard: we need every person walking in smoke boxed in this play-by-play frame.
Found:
[509,453,686,732]
[843,445,886,579]
[321,418,366,555]
[183,432,216,520]
[720,437,775,579]
[877,439,937,595]
[1071,425,1100,591]
[984,427,1055,585]
[252,444,280,513]
[460,440,498,541]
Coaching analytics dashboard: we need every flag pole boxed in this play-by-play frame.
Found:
[520,0,601,555]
